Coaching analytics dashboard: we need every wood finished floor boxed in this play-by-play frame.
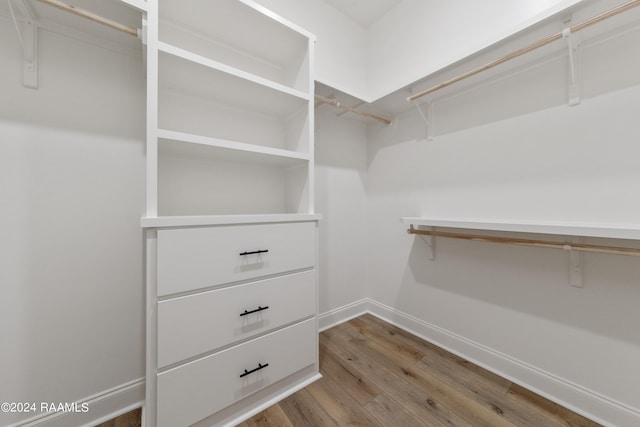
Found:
[95,407,141,427]
[239,314,601,427]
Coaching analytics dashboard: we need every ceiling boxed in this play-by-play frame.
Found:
[321,0,402,28]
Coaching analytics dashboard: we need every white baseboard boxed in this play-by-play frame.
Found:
[318,298,370,332]
[358,298,640,427]
[10,379,144,427]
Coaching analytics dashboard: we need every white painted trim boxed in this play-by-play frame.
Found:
[356,299,640,427]
[318,298,370,332]
[9,379,144,427]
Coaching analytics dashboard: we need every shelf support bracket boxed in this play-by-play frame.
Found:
[22,14,38,88]
[8,0,38,88]
[564,237,584,288]
[410,225,435,260]
[413,101,434,141]
[562,26,581,106]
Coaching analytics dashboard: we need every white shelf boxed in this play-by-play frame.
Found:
[158,129,310,167]
[158,129,310,166]
[119,0,147,11]
[158,50,309,118]
[158,42,310,101]
[159,0,312,93]
[402,217,640,240]
[158,148,311,216]
[142,213,321,228]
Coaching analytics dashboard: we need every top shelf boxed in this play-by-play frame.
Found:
[402,217,640,240]
[159,0,312,93]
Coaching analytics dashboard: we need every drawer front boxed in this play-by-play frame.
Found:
[157,270,315,368]
[157,319,316,427]
[157,222,316,296]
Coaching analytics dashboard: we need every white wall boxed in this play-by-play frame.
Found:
[253,0,369,99]
[365,14,640,426]
[314,109,368,322]
[0,18,145,426]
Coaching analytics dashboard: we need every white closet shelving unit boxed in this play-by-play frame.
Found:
[144,0,317,220]
[143,1,321,426]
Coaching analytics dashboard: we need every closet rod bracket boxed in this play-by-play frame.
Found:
[562,25,581,106]
[564,238,584,287]
[410,225,435,260]
[413,101,434,141]
[9,0,38,88]
[22,16,38,88]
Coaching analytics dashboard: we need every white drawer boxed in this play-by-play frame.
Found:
[157,222,316,296]
[157,270,315,368]
[157,319,316,427]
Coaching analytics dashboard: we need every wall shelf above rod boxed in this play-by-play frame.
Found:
[407,0,640,102]
[403,217,640,287]
[315,94,392,125]
[407,226,640,257]
[402,217,640,240]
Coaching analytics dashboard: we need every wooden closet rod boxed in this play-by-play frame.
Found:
[315,94,392,125]
[36,0,139,37]
[408,226,640,257]
[407,0,640,102]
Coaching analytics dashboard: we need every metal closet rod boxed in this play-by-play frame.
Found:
[315,94,392,125]
[408,226,640,257]
[407,0,640,102]
[36,0,139,37]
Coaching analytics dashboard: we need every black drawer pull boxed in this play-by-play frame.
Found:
[240,362,269,378]
[240,305,269,317]
[239,249,269,256]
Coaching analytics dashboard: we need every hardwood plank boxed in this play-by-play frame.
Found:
[361,313,512,391]
[321,327,477,427]
[507,384,602,427]
[277,388,339,427]
[243,315,601,427]
[242,403,294,427]
[349,315,425,363]
[365,393,432,427]
[415,344,590,427]
[328,322,513,427]
[319,344,382,406]
[354,315,566,426]
[95,408,141,427]
[305,375,384,427]
[418,343,511,397]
